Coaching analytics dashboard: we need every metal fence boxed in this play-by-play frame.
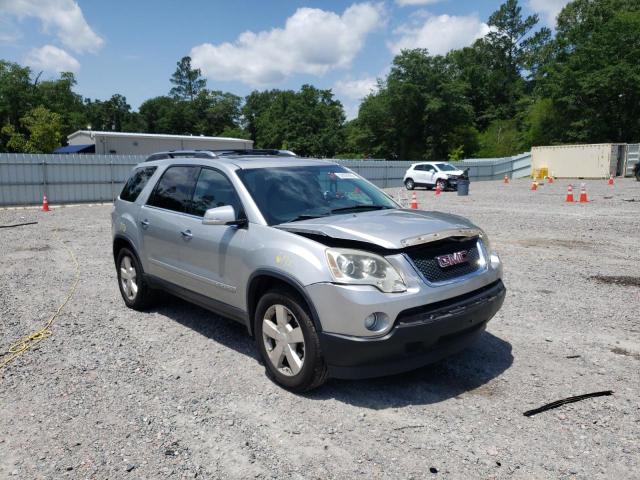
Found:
[0,152,532,207]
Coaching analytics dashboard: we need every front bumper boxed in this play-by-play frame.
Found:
[318,280,506,379]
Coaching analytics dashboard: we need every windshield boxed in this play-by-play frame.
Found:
[237,165,398,225]
[435,163,458,172]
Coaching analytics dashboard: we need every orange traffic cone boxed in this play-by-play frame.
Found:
[531,181,538,191]
[607,175,614,186]
[435,183,442,196]
[410,192,418,209]
[41,195,50,212]
[579,183,588,203]
[504,175,509,184]
[565,185,574,203]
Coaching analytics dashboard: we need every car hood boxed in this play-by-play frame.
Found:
[276,208,480,250]
[445,170,465,176]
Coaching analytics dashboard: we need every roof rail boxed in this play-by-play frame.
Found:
[213,149,297,157]
[144,150,217,162]
[144,149,297,162]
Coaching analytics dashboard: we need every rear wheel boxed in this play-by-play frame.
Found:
[404,179,415,190]
[116,247,157,310]
[255,289,328,392]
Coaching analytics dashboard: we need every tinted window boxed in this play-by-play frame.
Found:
[147,166,199,213]
[424,165,435,172]
[190,168,242,217]
[414,165,425,171]
[120,167,156,202]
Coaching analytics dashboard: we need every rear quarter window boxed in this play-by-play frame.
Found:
[120,167,157,202]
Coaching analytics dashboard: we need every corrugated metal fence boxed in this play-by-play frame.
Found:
[0,152,532,207]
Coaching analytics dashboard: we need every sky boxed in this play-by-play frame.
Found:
[0,0,570,119]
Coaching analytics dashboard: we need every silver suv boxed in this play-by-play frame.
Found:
[112,152,505,391]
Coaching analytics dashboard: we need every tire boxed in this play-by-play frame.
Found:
[636,172,640,182]
[254,289,328,392]
[404,179,415,190]
[436,179,447,191]
[116,247,157,311]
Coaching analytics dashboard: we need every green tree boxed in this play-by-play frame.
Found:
[538,0,640,142]
[245,86,345,157]
[2,106,62,153]
[35,72,85,139]
[169,56,206,101]
[192,89,242,136]
[355,49,476,160]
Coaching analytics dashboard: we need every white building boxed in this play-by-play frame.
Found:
[63,130,253,155]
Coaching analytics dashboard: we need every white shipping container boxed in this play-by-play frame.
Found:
[67,130,253,155]
[531,144,626,178]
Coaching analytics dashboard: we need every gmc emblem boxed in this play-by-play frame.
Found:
[436,250,468,268]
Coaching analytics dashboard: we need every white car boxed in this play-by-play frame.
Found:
[403,162,466,191]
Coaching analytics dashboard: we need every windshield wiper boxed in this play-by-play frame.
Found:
[287,214,329,223]
[330,205,391,213]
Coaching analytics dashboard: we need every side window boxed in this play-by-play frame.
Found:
[414,165,424,171]
[425,165,435,172]
[147,166,199,213]
[120,166,157,202]
[190,168,242,217]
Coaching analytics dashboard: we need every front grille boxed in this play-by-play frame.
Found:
[406,237,483,283]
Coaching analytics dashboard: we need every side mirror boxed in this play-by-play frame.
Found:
[202,205,237,225]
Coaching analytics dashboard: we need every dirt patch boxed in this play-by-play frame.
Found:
[513,238,593,249]
[590,275,640,287]
[611,347,640,360]
[15,245,51,252]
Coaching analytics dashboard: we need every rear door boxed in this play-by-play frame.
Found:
[138,165,200,282]
[178,167,248,308]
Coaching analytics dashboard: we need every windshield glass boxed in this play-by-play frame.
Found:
[237,165,398,225]
[435,163,458,172]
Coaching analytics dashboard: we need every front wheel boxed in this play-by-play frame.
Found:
[255,289,328,392]
[436,179,447,191]
[404,179,415,190]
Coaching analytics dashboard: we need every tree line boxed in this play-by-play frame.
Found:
[1,0,638,159]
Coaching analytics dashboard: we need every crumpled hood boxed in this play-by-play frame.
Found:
[276,208,479,250]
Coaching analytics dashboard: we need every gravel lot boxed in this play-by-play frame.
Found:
[1,178,639,479]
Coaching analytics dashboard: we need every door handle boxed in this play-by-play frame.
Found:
[180,229,193,240]
[140,219,149,229]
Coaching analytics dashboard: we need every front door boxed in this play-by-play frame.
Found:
[423,164,436,185]
[178,167,247,309]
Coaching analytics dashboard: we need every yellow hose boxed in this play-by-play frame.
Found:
[0,228,80,370]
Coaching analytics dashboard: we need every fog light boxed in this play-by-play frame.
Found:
[364,312,390,332]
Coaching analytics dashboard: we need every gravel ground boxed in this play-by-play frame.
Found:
[1,178,639,479]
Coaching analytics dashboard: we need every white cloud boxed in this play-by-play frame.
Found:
[396,0,443,6]
[190,3,384,86]
[527,0,571,27]
[25,45,80,73]
[333,77,378,100]
[0,0,103,53]
[389,13,490,55]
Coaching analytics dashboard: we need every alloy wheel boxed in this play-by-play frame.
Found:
[120,255,138,301]
[262,304,305,376]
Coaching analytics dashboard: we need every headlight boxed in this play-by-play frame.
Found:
[325,249,406,293]
[479,230,492,254]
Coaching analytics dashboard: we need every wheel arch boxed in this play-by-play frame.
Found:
[113,235,142,271]
[246,269,322,337]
